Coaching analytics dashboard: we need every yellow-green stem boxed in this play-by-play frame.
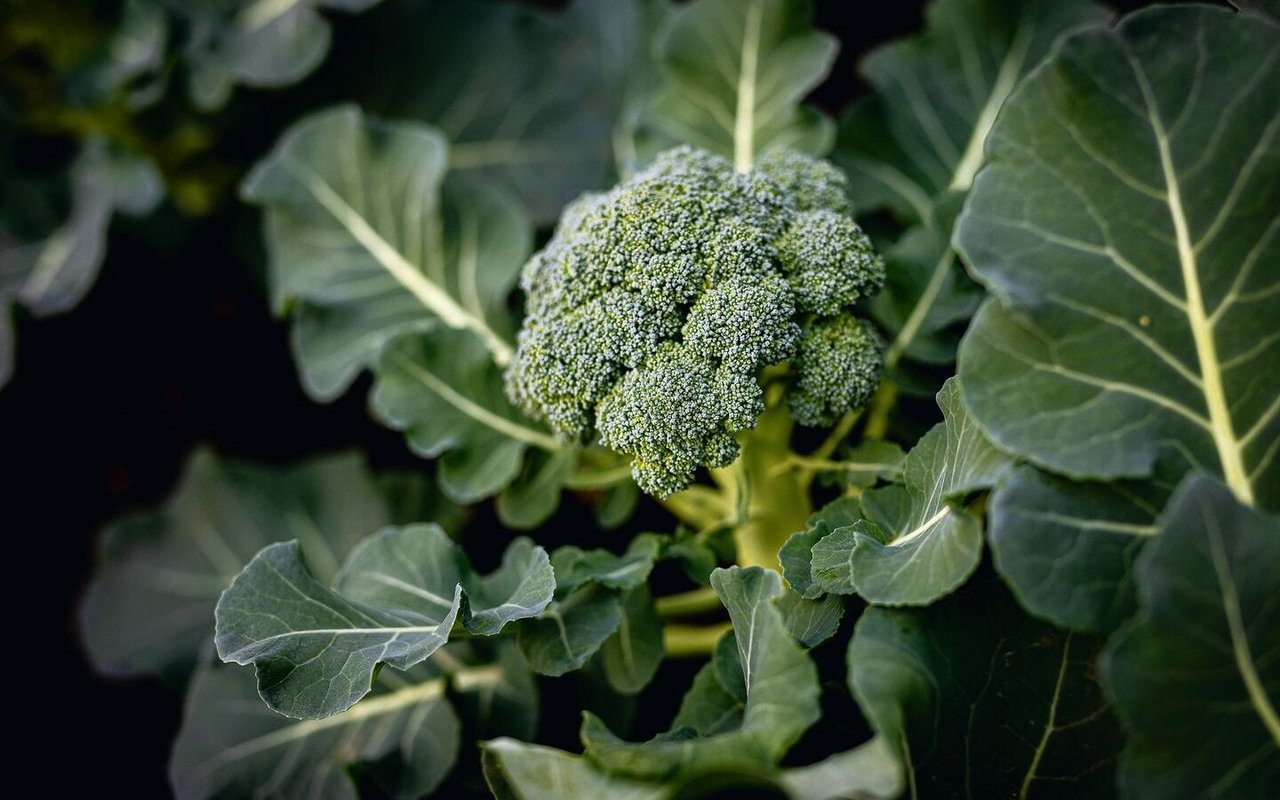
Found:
[711,390,812,569]
[655,587,722,618]
[664,622,733,658]
[659,485,730,530]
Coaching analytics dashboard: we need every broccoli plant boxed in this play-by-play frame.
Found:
[48,0,1279,798]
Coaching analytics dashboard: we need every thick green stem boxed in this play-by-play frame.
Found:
[711,390,812,570]
[659,485,730,530]
[655,587,722,618]
[664,622,733,658]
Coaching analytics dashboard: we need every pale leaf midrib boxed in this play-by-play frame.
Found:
[1127,55,1254,506]
[886,244,954,369]
[889,21,1032,363]
[279,156,515,366]
[193,668,502,780]
[388,350,560,452]
[950,23,1032,192]
[733,0,764,172]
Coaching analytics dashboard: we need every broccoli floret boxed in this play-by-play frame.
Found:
[776,210,885,316]
[505,145,885,496]
[790,317,883,427]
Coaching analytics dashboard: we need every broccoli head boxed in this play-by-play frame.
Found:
[505,145,885,496]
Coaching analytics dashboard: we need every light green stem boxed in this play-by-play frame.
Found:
[712,391,812,569]
[664,622,733,658]
[655,587,723,618]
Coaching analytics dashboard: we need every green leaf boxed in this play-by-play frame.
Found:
[79,449,432,680]
[835,0,1108,387]
[955,6,1280,508]
[1102,474,1280,799]
[243,103,578,514]
[215,525,553,718]
[551,535,663,594]
[482,739,669,800]
[243,104,529,399]
[849,578,1123,797]
[671,657,744,737]
[339,527,554,637]
[372,330,560,505]
[516,584,623,676]
[596,481,642,529]
[176,0,384,110]
[640,0,837,171]
[581,567,821,779]
[818,439,908,491]
[778,737,902,800]
[601,586,665,694]
[989,464,1167,634]
[775,589,844,648]
[170,660,458,800]
[781,497,860,599]
[358,0,656,224]
[811,377,1011,604]
[870,198,983,383]
[836,0,1109,221]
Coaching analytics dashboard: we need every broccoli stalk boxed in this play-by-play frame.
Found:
[505,145,885,567]
[708,384,813,568]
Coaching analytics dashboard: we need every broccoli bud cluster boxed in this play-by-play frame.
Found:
[505,146,885,496]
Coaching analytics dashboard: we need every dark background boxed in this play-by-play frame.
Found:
[2,0,1153,795]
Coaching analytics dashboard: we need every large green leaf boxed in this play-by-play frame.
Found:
[550,534,663,594]
[170,660,458,800]
[955,6,1280,507]
[370,330,560,504]
[581,567,821,779]
[639,0,837,171]
[988,464,1168,634]
[834,0,1108,389]
[849,578,1123,797]
[811,377,1011,605]
[244,105,573,512]
[215,524,553,718]
[243,104,527,400]
[836,0,1108,221]
[1102,475,1280,799]
[79,449,440,679]
[357,0,656,224]
[170,0,384,110]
